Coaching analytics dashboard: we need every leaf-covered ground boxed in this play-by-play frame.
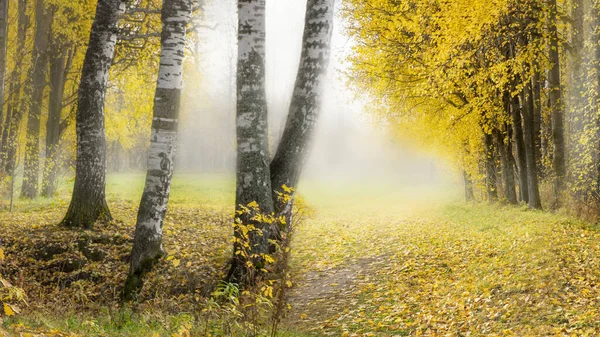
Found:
[2,174,600,336]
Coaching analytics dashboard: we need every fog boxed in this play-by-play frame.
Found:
[177,0,455,191]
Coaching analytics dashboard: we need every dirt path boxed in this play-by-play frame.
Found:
[285,256,390,334]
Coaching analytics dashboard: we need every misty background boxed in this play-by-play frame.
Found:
[176,0,452,190]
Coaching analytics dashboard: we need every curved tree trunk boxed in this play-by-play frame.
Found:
[270,0,335,225]
[122,0,191,301]
[61,0,124,228]
[227,0,274,285]
[523,81,542,209]
[21,0,51,199]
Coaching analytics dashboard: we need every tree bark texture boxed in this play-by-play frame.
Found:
[270,0,335,218]
[227,0,274,285]
[123,0,191,300]
[61,0,125,228]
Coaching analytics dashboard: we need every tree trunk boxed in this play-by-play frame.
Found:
[61,0,124,228]
[532,69,543,172]
[510,92,529,203]
[463,170,474,201]
[1,0,28,175]
[42,46,72,197]
[548,0,566,204]
[484,131,498,202]
[122,0,191,301]
[0,0,8,131]
[21,0,51,198]
[494,127,518,204]
[523,81,542,209]
[227,0,274,285]
[270,0,334,229]
[594,1,600,189]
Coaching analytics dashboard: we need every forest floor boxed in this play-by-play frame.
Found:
[1,174,600,336]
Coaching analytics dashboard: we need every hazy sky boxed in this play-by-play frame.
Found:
[182,0,450,185]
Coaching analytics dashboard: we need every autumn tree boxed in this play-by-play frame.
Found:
[123,0,192,300]
[270,0,335,224]
[21,0,51,198]
[226,0,273,284]
[61,0,126,228]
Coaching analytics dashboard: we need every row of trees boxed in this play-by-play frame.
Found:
[0,0,162,201]
[345,0,600,214]
[0,0,335,296]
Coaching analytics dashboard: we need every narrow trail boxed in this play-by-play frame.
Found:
[282,198,600,336]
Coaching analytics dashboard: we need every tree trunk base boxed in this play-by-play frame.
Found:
[60,200,112,229]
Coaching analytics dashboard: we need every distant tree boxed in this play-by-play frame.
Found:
[122,0,192,300]
[61,0,125,228]
[547,0,565,206]
[21,0,52,199]
[0,0,7,127]
[1,0,28,176]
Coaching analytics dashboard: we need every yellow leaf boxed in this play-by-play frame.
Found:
[3,303,15,316]
[172,259,180,267]
[0,247,4,261]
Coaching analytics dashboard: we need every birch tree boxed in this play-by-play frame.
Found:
[225,0,274,284]
[61,0,125,228]
[123,0,191,300]
[270,0,335,223]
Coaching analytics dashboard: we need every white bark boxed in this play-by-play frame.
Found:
[270,0,335,210]
[125,0,191,297]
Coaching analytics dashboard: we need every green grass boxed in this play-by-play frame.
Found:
[4,173,600,336]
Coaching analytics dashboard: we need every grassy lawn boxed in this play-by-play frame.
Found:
[2,173,600,336]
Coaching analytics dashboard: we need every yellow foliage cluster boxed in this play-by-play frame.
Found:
[342,0,554,181]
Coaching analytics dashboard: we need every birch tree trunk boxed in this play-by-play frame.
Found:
[548,0,566,205]
[0,0,8,128]
[21,0,51,199]
[61,0,125,228]
[270,0,334,224]
[123,0,191,300]
[227,0,274,284]
[1,0,28,175]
